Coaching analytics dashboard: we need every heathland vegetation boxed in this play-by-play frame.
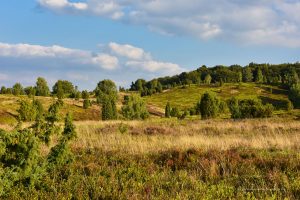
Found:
[0,62,300,199]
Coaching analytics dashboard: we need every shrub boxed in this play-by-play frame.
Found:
[121,95,149,120]
[289,84,300,108]
[170,107,180,117]
[17,99,38,122]
[199,92,220,119]
[165,102,171,118]
[83,99,91,109]
[228,98,273,119]
[0,101,76,195]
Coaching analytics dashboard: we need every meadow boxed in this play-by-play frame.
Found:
[1,82,300,199]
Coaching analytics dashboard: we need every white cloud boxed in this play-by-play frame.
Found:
[0,42,184,87]
[109,42,151,60]
[0,42,119,70]
[126,60,183,75]
[38,0,300,47]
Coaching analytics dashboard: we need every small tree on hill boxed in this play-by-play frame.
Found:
[12,83,24,96]
[95,80,118,120]
[35,77,50,96]
[289,84,300,108]
[121,94,149,120]
[204,74,212,85]
[199,92,220,119]
[255,68,263,83]
[165,102,171,118]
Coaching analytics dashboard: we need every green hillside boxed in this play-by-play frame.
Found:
[144,83,292,111]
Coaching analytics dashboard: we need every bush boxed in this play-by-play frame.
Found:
[83,99,91,109]
[165,102,171,118]
[170,107,180,117]
[0,102,76,195]
[199,92,220,119]
[228,98,273,119]
[122,95,149,120]
[289,84,300,108]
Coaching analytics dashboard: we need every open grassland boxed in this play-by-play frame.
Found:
[1,88,300,199]
[3,118,300,199]
[73,119,300,154]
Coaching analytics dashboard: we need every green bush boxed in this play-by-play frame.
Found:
[289,84,300,108]
[0,101,76,196]
[228,98,273,119]
[122,95,149,120]
[199,92,220,119]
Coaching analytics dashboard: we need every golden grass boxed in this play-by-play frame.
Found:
[72,119,300,154]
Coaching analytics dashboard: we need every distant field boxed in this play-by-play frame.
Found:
[145,83,289,109]
[0,95,101,125]
[1,83,300,125]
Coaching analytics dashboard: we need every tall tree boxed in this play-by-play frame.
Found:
[12,83,24,96]
[255,68,263,83]
[95,80,118,120]
[242,67,253,82]
[35,77,50,96]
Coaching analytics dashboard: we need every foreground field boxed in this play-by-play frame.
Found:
[3,119,300,199]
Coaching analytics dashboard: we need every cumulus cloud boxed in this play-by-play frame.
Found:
[109,42,151,60]
[38,0,300,47]
[0,42,119,70]
[0,42,184,87]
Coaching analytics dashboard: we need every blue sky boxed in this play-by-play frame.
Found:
[0,0,300,90]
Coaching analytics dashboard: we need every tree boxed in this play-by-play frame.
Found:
[35,77,50,96]
[56,81,64,99]
[95,80,118,120]
[95,80,118,104]
[82,90,91,109]
[121,94,149,120]
[0,86,6,94]
[289,84,300,108]
[229,98,273,119]
[199,92,220,119]
[165,102,171,118]
[53,80,75,96]
[12,83,24,96]
[81,90,90,99]
[243,67,253,82]
[24,86,36,98]
[255,68,263,83]
[204,74,212,85]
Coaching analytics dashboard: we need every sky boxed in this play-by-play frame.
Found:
[0,0,300,90]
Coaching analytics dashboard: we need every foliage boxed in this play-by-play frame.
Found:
[165,102,171,118]
[95,80,118,120]
[198,92,220,119]
[289,84,300,108]
[121,94,149,120]
[12,83,24,96]
[52,80,75,98]
[17,99,44,122]
[35,77,50,96]
[228,98,273,119]
[101,96,117,121]
[0,101,76,196]
[24,86,36,98]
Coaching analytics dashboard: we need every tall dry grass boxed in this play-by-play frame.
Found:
[72,119,300,154]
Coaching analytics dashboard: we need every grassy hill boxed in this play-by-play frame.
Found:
[145,83,289,109]
[0,83,299,125]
